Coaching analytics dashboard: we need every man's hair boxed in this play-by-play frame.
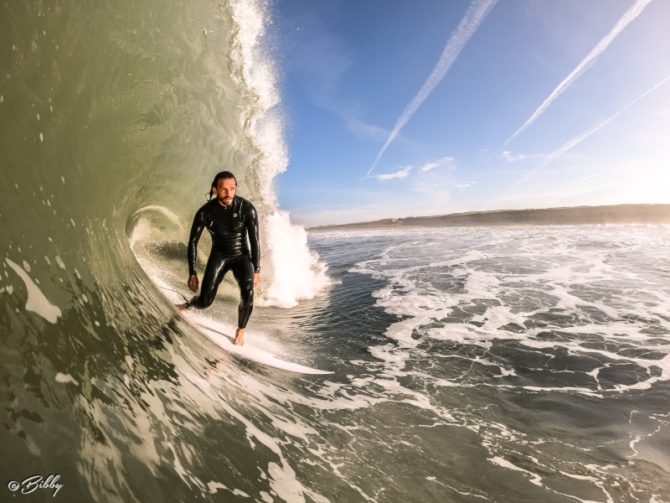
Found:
[208,171,237,200]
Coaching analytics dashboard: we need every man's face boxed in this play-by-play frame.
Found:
[216,178,237,205]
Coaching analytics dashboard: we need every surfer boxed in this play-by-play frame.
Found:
[176,171,260,346]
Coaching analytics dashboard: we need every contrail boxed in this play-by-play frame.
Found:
[504,0,654,146]
[510,75,670,189]
[365,0,497,179]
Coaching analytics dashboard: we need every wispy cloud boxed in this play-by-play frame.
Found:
[419,156,455,172]
[375,166,413,181]
[456,181,477,190]
[345,116,391,142]
[501,150,527,162]
[504,0,655,146]
[365,0,498,178]
[283,3,393,143]
[500,150,545,162]
[290,155,472,225]
[375,155,455,181]
[510,75,670,189]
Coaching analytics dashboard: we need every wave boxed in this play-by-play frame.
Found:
[0,1,330,500]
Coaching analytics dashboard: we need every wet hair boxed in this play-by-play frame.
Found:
[207,171,237,200]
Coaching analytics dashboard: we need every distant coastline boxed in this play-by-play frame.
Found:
[308,204,670,231]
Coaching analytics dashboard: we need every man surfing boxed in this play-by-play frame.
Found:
[176,171,260,346]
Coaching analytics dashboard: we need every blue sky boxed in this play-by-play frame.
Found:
[269,0,670,227]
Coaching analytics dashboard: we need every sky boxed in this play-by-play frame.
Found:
[268,0,670,227]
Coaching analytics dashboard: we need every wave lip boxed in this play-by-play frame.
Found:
[225,0,330,307]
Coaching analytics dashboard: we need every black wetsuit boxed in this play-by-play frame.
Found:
[185,195,260,329]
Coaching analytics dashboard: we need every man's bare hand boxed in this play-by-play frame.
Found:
[188,274,199,292]
[253,273,260,289]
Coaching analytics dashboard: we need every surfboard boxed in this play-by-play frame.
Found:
[179,308,333,375]
[131,248,332,375]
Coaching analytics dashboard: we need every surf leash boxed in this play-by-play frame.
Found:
[157,284,190,303]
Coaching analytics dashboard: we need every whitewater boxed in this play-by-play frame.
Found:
[1,0,669,502]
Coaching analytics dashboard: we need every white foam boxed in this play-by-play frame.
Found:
[228,0,330,309]
[206,480,249,497]
[6,257,61,323]
[344,225,670,397]
[206,481,227,494]
[488,456,543,487]
[267,460,305,503]
[55,372,78,385]
[261,210,330,308]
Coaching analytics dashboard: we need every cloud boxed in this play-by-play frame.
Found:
[504,0,654,146]
[374,166,413,181]
[281,3,392,143]
[344,116,392,142]
[500,150,546,162]
[510,74,670,189]
[501,150,526,162]
[375,155,455,181]
[419,156,455,172]
[288,157,475,226]
[365,0,498,178]
[456,181,477,190]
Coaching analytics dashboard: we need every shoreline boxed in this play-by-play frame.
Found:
[307,203,670,232]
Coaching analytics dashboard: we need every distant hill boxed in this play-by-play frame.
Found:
[309,204,670,231]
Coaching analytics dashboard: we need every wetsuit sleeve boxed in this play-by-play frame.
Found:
[187,206,206,276]
[245,202,261,272]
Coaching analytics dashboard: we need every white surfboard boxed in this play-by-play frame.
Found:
[132,251,332,375]
[180,309,333,375]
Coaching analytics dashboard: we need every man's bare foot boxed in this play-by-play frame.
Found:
[233,328,245,346]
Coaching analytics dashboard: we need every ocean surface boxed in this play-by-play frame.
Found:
[2,0,670,502]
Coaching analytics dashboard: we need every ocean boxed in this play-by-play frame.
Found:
[1,0,669,501]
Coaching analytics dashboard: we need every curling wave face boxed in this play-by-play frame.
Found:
[0,0,328,500]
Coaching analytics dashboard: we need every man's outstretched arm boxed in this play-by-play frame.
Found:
[187,207,206,278]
